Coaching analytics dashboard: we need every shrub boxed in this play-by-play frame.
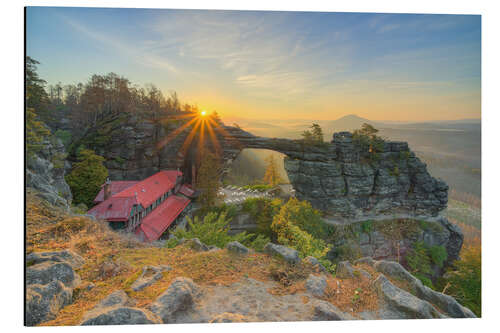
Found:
[65,149,108,207]
[271,199,331,264]
[429,245,448,268]
[406,241,432,276]
[242,197,282,239]
[274,198,328,239]
[171,211,268,252]
[242,184,273,192]
[54,129,72,148]
[444,245,481,316]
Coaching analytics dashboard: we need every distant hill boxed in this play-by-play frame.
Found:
[325,114,384,133]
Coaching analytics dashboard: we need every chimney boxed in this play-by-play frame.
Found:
[104,177,112,200]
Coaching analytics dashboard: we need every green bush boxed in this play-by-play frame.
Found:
[242,184,273,192]
[171,211,269,252]
[406,241,432,277]
[429,245,448,268]
[361,220,373,234]
[444,246,481,316]
[65,149,108,207]
[54,129,72,148]
[271,198,332,269]
[242,197,282,239]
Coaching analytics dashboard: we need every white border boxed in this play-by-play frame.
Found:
[2,0,499,332]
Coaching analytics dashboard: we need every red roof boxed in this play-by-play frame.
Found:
[135,195,191,242]
[93,181,139,203]
[88,196,138,221]
[114,170,182,208]
[178,184,196,198]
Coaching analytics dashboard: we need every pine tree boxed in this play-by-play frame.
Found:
[263,154,282,186]
[26,107,51,157]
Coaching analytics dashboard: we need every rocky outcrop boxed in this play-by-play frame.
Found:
[72,113,447,222]
[264,243,301,264]
[149,277,201,323]
[373,274,444,319]
[130,265,172,292]
[220,127,448,221]
[81,290,161,325]
[26,133,72,209]
[226,241,249,255]
[25,250,83,326]
[372,260,475,318]
[327,217,463,277]
[305,274,328,297]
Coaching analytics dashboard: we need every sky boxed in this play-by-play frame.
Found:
[26,7,481,122]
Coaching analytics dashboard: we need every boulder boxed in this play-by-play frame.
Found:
[26,250,85,269]
[304,256,328,273]
[373,275,444,319]
[26,261,80,288]
[81,307,161,325]
[312,300,348,321]
[80,290,161,325]
[306,274,328,298]
[185,238,209,252]
[131,265,171,292]
[149,277,200,323]
[335,261,355,279]
[26,281,73,326]
[373,260,475,318]
[226,241,249,255]
[264,243,300,264]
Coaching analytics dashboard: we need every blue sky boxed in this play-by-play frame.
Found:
[26,7,481,121]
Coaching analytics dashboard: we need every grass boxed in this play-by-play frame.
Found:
[27,191,467,325]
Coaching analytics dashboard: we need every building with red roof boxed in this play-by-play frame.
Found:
[88,170,193,242]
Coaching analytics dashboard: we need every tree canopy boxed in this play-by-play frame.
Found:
[65,149,108,207]
[301,123,324,144]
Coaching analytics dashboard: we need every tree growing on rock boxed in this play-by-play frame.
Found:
[301,123,324,145]
[271,198,332,271]
[352,123,385,158]
[263,155,283,186]
[65,149,108,207]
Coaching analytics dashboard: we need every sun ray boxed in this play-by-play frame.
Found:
[179,118,202,155]
[205,119,222,156]
[156,115,198,149]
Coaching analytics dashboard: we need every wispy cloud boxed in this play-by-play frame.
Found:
[58,13,179,74]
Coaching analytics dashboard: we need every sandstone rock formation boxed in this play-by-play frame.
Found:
[25,250,83,326]
[81,290,161,325]
[220,127,448,220]
[72,113,448,222]
[26,133,72,208]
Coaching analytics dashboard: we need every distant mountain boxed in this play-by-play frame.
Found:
[325,114,383,133]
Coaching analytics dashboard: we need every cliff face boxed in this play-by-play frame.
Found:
[220,127,448,221]
[71,114,448,221]
[26,131,73,208]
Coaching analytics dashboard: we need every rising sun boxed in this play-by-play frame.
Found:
[201,110,207,116]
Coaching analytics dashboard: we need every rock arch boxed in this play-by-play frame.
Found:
[218,125,448,221]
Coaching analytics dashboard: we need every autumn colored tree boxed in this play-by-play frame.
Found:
[65,149,108,207]
[263,154,283,186]
[196,151,221,208]
[271,198,331,269]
